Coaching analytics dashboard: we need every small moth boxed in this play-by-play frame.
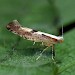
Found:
[6,20,63,61]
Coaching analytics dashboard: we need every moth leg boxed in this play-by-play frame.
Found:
[33,42,35,45]
[41,42,43,45]
[51,45,55,61]
[36,46,49,60]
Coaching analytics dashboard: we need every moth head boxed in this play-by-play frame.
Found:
[58,36,64,43]
[6,20,20,32]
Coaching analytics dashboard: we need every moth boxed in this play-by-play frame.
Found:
[6,20,64,61]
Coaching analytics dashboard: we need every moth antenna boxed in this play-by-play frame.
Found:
[62,23,63,37]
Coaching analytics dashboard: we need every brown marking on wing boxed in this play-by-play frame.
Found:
[6,21,32,37]
[24,32,32,36]
[6,22,20,32]
[42,34,51,39]
[17,28,32,36]
[52,38,58,42]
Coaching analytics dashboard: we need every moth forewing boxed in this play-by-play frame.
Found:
[6,20,64,61]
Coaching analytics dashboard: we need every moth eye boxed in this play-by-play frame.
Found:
[59,39,64,43]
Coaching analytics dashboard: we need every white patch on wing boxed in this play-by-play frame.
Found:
[21,27,32,32]
[35,31,63,41]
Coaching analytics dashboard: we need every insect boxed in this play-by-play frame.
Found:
[6,20,64,61]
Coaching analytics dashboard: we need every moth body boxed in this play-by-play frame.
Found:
[6,20,63,47]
